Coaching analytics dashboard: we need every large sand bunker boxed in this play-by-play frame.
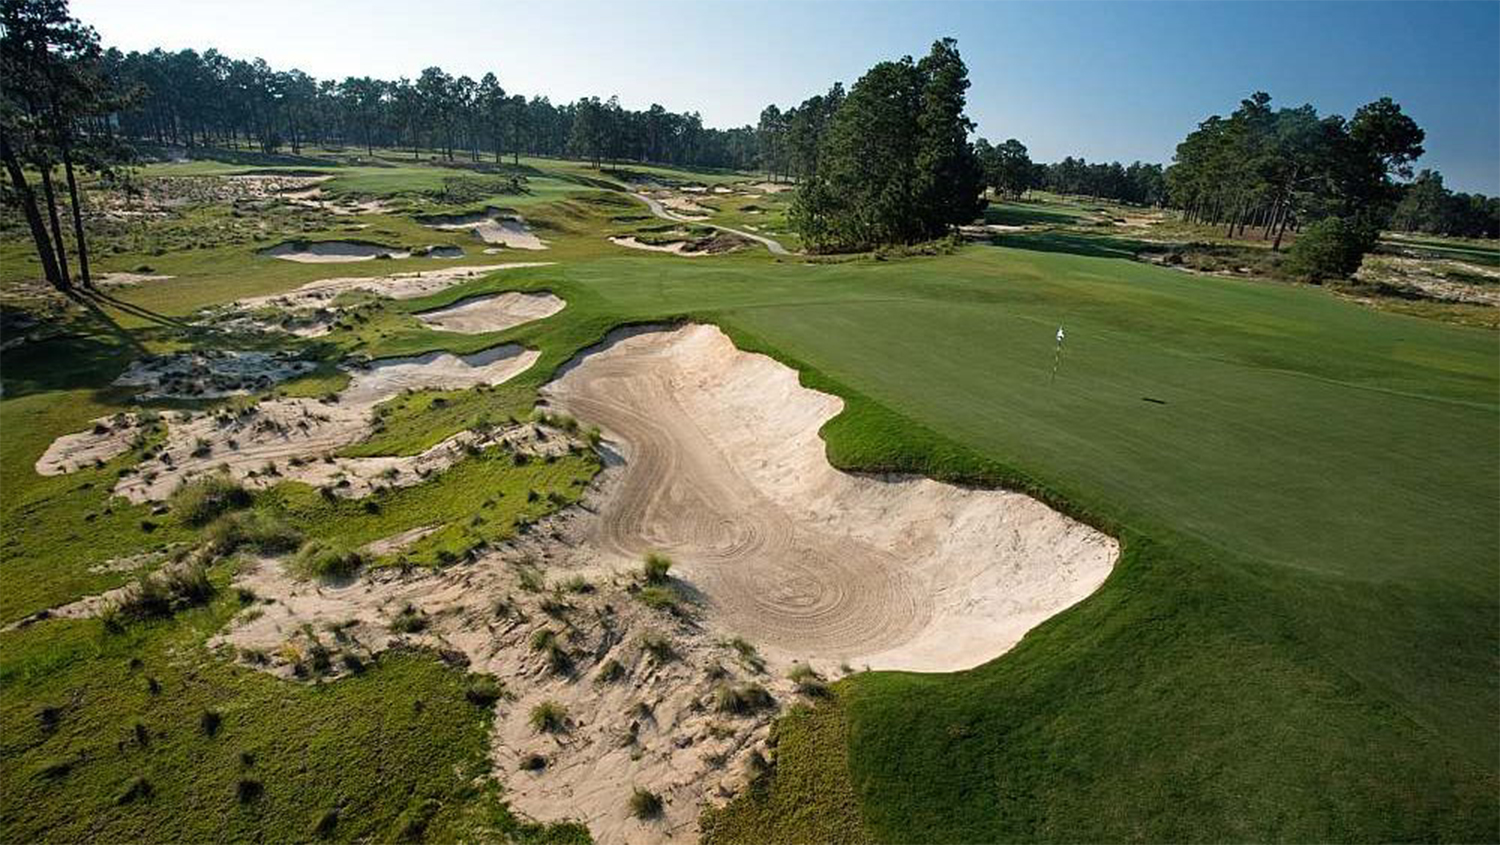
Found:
[607,236,709,256]
[545,324,1117,672]
[414,291,566,334]
[260,240,411,262]
[419,208,549,250]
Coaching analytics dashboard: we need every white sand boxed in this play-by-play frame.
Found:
[36,414,143,475]
[414,291,566,334]
[422,210,549,250]
[607,236,707,256]
[544,324,1118,673]
[234,263,554,312]
[261,241,411,262]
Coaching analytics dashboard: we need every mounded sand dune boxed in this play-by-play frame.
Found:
[260,240,411,262]
[234,263,554,312]
[545,324,1117,672]
[414,291,566,334]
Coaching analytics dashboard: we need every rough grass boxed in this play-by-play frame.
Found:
[288,539,366,581]
[0,584,574,843]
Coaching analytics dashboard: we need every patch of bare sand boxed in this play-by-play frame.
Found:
[48,345,540,502]
[421,209,549,250]
[414,291,566,334]
[607,236,709,257]
[113,351,317,399]
[544,324,1118,673]
[213,467,797,845]
[36,413,145,475]
[234,263,553,312]
[261,241,411,262]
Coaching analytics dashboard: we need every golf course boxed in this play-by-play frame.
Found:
[2,2,1496,843]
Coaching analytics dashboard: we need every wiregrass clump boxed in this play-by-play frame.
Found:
[529,700,568,733]
[289,539,366,581]
[105,561,216,627]
[205,509,302,556]
[628,786,663,819]
[171,475,252,526]
[713,682,775,716]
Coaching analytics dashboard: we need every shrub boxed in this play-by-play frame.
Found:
[529,700,568,733]
[205,510,301,555]
[639,632,676,663]
[110,562,215,625]
[519,753,547,771]
[236,778,263,803]
[388,603,427,633]
[636,585,679,614]
[311,809,339,839]
[115,776,153,805]
[171,475,252,526]
[559,575,593,594]
[642,553,672,585]
[713,683,775,716]
[1284,217,1376,282]
[628,786,663,819]
[595,658,625,684]
[200,709,222,736]
[464,674,505,706]
[290,539,366,581]
[788,663,828,696]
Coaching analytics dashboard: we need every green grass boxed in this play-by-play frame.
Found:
[2,150,1496,842]
[0,580,582,843]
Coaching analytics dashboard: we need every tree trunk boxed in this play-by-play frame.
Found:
[62,147,93,290]
[0,132,66,291]
[38,165,73,289]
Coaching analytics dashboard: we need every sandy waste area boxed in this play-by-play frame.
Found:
[39,323,1116,843]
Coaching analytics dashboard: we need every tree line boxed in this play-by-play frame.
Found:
[104,53,759,170]
[1165,91,1427,251]
[1389,169,1499,239]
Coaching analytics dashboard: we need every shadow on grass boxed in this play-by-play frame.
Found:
[989,230,1150,261]
[984,204,1086,227]
[0,327,134,398]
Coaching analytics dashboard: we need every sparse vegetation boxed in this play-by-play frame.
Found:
[289,539,367,581]
[528,700,568,734]
[170,475,252,526]
[628,786,663,820]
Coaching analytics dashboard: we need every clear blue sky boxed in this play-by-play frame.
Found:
[72,0,1500,193]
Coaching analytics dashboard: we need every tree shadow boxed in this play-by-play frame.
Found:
[988,231,1150,261]
[84,290,193,331]
[984,204,1085,227]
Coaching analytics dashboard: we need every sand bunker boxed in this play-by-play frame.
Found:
[608,236,709,256]
[39,345,540,502]
[261,240,412,263]
[114,351,316,400]
[234,263,554,313]
[545,324,1117,673]
[420,208,549,250]
[414,291,566,334]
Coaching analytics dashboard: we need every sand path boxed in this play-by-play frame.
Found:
[630,193,790,256]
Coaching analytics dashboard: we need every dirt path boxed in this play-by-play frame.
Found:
[630,193,791,256]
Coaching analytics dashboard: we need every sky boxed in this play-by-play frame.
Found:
[71,0,1500,193]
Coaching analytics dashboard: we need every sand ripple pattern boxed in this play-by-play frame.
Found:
[546,325,1118,670]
